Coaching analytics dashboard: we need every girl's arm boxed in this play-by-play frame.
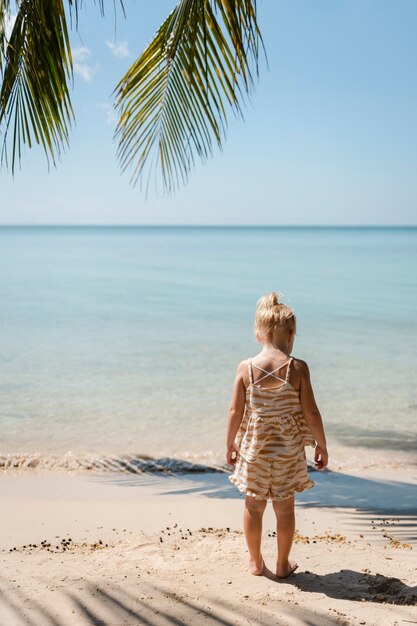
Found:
[226,361,247,465]
[297,359,329,470]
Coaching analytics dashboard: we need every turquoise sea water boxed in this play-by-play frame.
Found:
[0,226,416,471]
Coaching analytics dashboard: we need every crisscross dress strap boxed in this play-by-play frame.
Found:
[285,357,293,382]
[251,361,290,384]
[247,360,254,385]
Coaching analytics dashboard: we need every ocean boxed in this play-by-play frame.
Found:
[0,226,416,472]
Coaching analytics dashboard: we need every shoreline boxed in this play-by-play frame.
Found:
[1,442,416,475]
[1,467,416,625]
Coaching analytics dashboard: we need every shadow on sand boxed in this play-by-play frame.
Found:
[92,466,417,519]
[89,467,417,550]
[259,565,417,606]
[0,574,353,626]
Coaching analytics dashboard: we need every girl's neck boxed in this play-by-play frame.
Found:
[260,340,291,356]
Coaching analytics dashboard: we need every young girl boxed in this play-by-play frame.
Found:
[226,292,328,578]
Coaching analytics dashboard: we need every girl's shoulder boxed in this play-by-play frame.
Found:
[234,359,252,390]
[291,356,311,382]
[235,358,251,378]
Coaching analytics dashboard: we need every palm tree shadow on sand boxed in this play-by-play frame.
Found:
[0,574,355,626]
[91,465,417,549]
[93,466,417,519]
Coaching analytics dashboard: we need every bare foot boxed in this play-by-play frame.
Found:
[248,555,264,576]
[276,560,298,578]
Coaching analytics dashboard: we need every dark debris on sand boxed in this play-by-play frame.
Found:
[7,536,112,554]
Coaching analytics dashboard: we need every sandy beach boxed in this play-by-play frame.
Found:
[1,466,416,626]
[1,0,417,620]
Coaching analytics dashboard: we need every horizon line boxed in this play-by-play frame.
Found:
[0,224,416,228]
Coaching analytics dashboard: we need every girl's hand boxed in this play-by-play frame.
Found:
[226,443,239,466]
[314,445,328,470]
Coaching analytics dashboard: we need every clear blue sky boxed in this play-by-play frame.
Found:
[1,0,417,225]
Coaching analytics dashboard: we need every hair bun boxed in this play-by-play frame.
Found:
[266,292,280,308]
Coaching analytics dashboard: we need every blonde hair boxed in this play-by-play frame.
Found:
[254,292,296,341]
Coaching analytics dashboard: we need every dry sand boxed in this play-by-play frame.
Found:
[0,467,416,626]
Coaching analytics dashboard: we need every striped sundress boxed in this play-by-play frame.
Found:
[229,357,316,501]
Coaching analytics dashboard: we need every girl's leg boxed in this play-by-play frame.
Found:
[272,496,298,578]
[243,496,267,575]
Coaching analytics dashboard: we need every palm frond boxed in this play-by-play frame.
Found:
[114,0,263,194]
[0,0,125,172]
[0,0,74,172]
[67,0,125,28]
[0,0,12,74]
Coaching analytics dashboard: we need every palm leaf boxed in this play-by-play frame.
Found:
[114,0,263,194]
[0,0,125,172]
[0,0,74,171]
[0,1,12,74]
[66,1,126,28]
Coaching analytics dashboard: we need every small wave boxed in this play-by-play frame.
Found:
[0,452,319,475]
[0,452,228,474]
